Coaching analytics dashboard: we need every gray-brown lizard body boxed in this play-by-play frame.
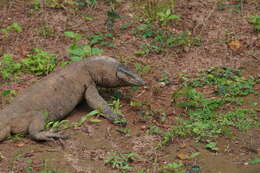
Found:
[0,56,145,141]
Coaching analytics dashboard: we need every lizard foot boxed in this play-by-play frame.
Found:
[31,131,70,141]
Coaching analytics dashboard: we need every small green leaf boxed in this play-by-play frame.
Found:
[250,158,260,164]
[91,47,103,55]
[2,90,11,96]
[69,56,82,62]
[64,31,82,40]
[89,118,102,123]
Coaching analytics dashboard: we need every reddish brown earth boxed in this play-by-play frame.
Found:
[0,0,259,172]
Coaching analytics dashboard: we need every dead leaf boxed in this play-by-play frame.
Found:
[176,153,189,160]
[228,40,241,51]
[15,142,25,147]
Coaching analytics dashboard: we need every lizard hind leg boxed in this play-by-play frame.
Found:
[28,112,69,141]
[0,124,11,142]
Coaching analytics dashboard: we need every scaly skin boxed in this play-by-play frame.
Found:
[0,56,145,141]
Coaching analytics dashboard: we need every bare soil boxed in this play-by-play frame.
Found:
[0,0,259,172]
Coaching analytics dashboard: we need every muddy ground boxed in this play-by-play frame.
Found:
[0,0,260,172]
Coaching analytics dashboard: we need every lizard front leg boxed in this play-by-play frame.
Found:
[85,84,127,126]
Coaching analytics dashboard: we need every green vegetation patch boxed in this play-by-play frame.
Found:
[64,31,103,62]
[0,22,22,38]
[105,152,138,172]
[21,48,58,76]
[158,67,259,147]
[0,49,59,80]
[133,24,202,55]
[0,54,22,80]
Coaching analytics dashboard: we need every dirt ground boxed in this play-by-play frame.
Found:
[0,0,260,172]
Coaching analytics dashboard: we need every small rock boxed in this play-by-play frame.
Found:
[141,125,146,130]
[244,162,249,166]
[159,82,166,87]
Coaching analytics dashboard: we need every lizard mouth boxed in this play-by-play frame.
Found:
[117,64,146,86]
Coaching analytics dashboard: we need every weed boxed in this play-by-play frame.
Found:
[68,43,103,61]
[64,31,82,41]
[31,0,41,10]
[157,8,180,26]
[106,8,120,31]
[160,161,183,172]
[248,15,260,37]
[110,99,123,115]
[133,24,202,55]
[75,0,97,7]
[45,120,69,130]
[116,127,131,136]
[88,32,115,48]
[73,109,101,126]
[37,25,55,38]
[0,22,22,38]
[1,90,15,97]
[183,67,255,96]
[0,54,21,80]
[134,63,151,73]
[64,31,103,61]
[7,133,26,141]
[21,48,58,76]
[120,21,134,30]
[205,141,218,152]
[167,67,258,144]
[105,152,138,171]
[147,125,164,135]
[250,158,260,165]
[218,1,242,13]
[140,0,178,25]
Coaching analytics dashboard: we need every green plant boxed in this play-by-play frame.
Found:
[116,127,131,136]
[75,0,97,7]
[21,48,58,76]
[88,32,115,48]
[248,16,260,37]
[0,22,22,37]
[147,125,164,135]
[250,158,260,165]
[141,0,177,24]
[31,0,41,10]
[0,54,21,80]
[64,31,82,41]
[166,67,258,144]
[64,31,103,61]
[183,67,255,97]
[72,110,101,126]
[105,152,138,171]
[218,1,242,13]
[106,8,120,31]
[157,9,180,26]
[37,25,55,38]
[205,141,218,152]
[134,63,151,73]
[110,99,123,115]
[45,120,69,130]
[133,24,202,55]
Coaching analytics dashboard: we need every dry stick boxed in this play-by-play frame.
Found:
[240,0,244,16]
[194,1,219,36]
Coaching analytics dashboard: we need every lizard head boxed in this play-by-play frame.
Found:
[86,56,145,87]
[116,64,146,86]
